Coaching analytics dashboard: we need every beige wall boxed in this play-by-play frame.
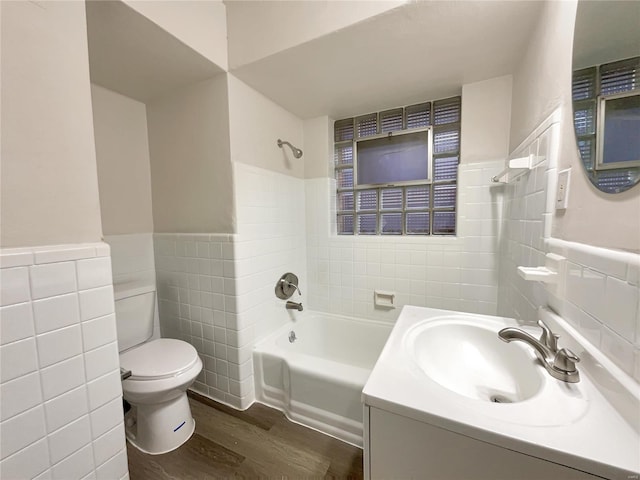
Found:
[509,0,573,152]
[91,85,154,235]
[510,0,639,252]
[461,75,512,164]
[124,0,228,70]
[226,0,405,69]
[303,116,333,179]
[228,75,304,178]
[0,1,103,247]
[147,75,235,233]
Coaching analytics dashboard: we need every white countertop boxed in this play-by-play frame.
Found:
[362,306,640,479]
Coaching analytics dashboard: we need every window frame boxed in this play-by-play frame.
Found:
[353,127,433,189]
[595,90,640,170]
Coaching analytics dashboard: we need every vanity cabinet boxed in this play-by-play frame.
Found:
[364,406,601,480]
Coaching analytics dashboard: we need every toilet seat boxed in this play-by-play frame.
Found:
[120,338,199,381]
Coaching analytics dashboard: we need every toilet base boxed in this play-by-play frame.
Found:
[125,392,195,455]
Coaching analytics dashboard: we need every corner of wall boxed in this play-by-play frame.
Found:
[303,115,333,179]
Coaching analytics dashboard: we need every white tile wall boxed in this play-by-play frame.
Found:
[233,163,307,343]
[154,233,244,407]
[0,243,128,480]
[104,234,156,286]
[0,303,35,345]
[546,238,640,380]
[154,163,307,409]
[305,160,505,322]
[495,109,640,381]
[104,233,160,345]
[497,111,560,322]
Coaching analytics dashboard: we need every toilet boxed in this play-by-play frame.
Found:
[115,283,202,455]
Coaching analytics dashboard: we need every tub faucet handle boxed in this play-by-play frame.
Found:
[275,273,301,300]
[281,278,301,296]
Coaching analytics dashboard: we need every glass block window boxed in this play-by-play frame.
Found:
[335,96,460,236]
[380,108,404,133]
[356,113,378,138]
[405,103,431,129]
[572,57,640,192]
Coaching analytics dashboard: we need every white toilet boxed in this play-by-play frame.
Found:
[115,283,203,455]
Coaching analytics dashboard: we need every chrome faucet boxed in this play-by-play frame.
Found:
[498,319,580,383]
[286,301,303,311]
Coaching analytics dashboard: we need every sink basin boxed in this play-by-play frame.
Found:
[404,316,543,402]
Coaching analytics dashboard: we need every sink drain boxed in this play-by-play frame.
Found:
[489,395,513,404]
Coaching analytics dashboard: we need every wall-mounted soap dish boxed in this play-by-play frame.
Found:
[517,266,558,283]
[374,290,395,309]
[517,253,566,287]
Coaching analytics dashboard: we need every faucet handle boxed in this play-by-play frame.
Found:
[553,348,580,373]
[537,319,558,352]
[281,278,302,296]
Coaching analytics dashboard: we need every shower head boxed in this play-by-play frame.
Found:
[277,139,303,159]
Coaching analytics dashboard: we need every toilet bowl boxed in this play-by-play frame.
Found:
[120,338,202,454]
[114,284,202,455]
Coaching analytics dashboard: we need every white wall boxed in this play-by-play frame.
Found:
[225,0,405,69]
[124,0,228,70]
[0,1,103,247]
[91,85,154,235]
[227,75,305,178]
[461,75,512,164]
[147,75,235,233]
[509,0,640,252]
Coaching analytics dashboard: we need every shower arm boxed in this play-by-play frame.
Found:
[277,139,303,158]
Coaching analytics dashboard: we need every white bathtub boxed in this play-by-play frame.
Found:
[253,311,392,447]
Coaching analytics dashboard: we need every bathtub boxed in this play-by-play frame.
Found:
[253,311,392,447]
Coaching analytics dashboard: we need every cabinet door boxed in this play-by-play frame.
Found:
[368,407,599,480]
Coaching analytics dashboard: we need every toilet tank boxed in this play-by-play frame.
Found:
[114,282,155,352]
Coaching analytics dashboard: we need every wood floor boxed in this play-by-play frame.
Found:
[126,391,364,479]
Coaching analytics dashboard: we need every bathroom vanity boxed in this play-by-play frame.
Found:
[362,306,640,480]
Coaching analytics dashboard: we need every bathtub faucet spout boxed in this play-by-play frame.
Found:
[286,301,303,311]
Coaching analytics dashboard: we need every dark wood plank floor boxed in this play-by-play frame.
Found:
[126,391,364,479]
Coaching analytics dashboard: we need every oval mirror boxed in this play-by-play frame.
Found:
[571,1,640,193]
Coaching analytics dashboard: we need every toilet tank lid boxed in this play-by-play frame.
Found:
[114,279,155,301]
[120,339,199,379]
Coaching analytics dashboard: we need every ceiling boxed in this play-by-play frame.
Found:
[85,1,545,118]
[85,0,224,103]
[229,1,544,120]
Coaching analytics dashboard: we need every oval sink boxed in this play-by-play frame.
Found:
[404,316,543,403]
